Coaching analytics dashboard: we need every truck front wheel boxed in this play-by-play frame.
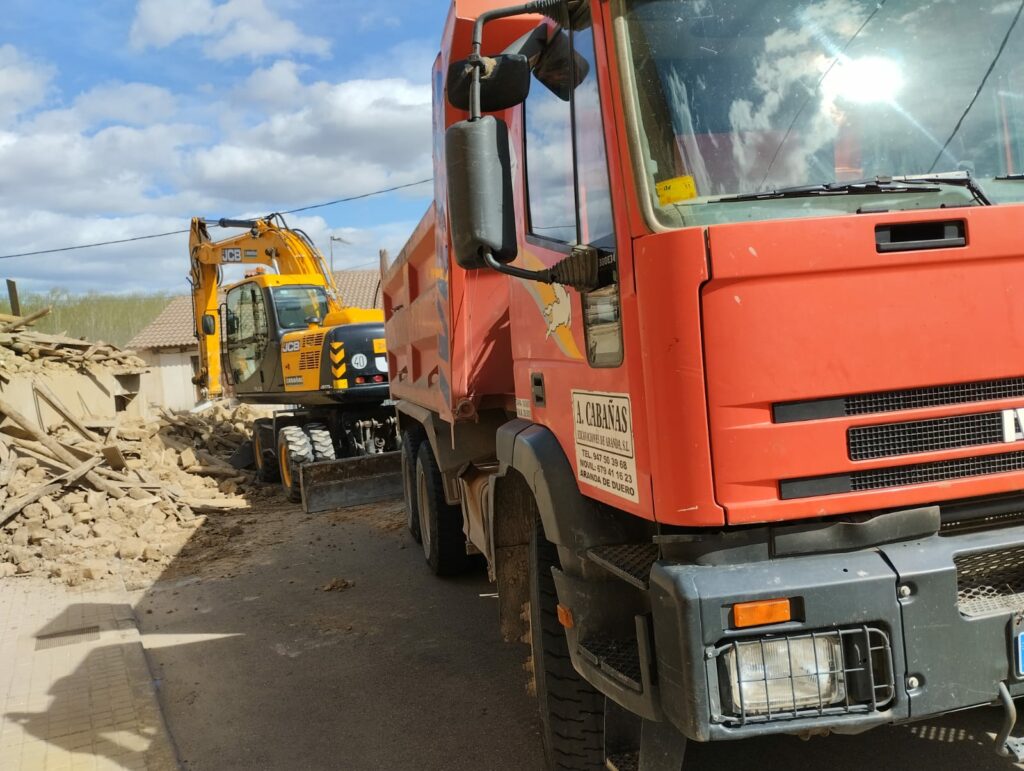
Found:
[415,442,471,575]
[529,518,606,770]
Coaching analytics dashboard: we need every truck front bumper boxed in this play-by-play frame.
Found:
[555,522,1024,742]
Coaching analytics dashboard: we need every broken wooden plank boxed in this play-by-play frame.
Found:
[0,306,51,333]
[101,445,127,471]
[0,483,60,529]
[32,381,103,443]
[0,456,101,528]
[0,394,124,499]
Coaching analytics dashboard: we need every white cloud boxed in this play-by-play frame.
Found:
[129,0,330,60]
[0,45,56,126]
[74,83,178,126]
[0,23,435,295]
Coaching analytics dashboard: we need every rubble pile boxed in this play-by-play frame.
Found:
[0,314,264,585]
[0,310,146,375]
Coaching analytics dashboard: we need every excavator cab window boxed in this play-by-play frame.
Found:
[272,286,329,330]
[225,282,270,385]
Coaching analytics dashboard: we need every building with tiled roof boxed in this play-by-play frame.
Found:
[130,270,383,410]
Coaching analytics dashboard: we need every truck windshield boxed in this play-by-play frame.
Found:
[272,286,329,330]
[618,0,1024,227]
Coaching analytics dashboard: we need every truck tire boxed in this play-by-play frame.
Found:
[252,421,280,483]
[415,442,471,575]
[401,428,425,543]
[278,425,314,503]
[304,423,337,461]
[529,518,606,770]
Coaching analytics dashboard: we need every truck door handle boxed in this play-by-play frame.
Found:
[875,220,966,252]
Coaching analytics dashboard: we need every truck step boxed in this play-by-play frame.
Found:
[587,543,659,589]
[606,753,639,771]
[578,635,643,692]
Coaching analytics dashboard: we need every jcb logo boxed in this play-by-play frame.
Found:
[282,341,301,353]
[1002,409,1024,443]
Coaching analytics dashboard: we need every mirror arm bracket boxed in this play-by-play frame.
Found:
[469,0,566,119]
[483,244,598,292]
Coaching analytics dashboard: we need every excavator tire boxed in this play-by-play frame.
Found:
[278,425,314,503]
[529,517,606,770]
[253,420,280,484]
[304,423,337,462]
[415,442,472,576]
[401,427,425,543]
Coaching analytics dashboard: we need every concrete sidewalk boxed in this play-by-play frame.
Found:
[0,577,177,771]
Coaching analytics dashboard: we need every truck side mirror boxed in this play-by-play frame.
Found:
[447,54,531,112]
[445,116,517,269]
[534,29,590,101]
[201,314,216,336]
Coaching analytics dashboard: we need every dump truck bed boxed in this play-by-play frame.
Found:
[382,204,514,424]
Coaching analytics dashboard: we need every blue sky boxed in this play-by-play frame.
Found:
[0,0,450,293]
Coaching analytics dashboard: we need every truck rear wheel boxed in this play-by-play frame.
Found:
[401,428,425,543]
[305,423,337,461]
[529,518,606,770]
[415,442,471,575]
[278,426,314,503]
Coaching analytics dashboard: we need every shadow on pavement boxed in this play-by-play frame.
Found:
[6,602,174,770]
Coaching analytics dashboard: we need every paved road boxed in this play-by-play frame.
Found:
[135,499,1022,770]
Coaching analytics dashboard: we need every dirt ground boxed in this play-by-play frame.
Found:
[127,484,1024,771]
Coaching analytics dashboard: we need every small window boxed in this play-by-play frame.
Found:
[524,25,615,246]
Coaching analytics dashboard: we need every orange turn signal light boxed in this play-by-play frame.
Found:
[732,598,792,629]
[556,604,574,629]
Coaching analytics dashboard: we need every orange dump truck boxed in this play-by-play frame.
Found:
[382,0,1024,767]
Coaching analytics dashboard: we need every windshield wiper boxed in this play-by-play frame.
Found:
[717,174,993,206]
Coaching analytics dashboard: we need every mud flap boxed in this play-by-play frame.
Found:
[300,451,403,513]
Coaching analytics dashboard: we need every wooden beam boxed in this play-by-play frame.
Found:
[0,306,51,333]
[32,382,103,443]
[6,279,20,317]
[0,394,124,498]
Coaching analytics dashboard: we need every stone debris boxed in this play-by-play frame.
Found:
[0,319,268,584]
[0,314,147,375]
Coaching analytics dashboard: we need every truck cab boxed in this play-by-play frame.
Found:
[384,1,1024,767]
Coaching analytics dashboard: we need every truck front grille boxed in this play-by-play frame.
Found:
[781,449,1024,499]
[955,546,1024,617]
[775,375,1024,423]
[848,412,1004,461]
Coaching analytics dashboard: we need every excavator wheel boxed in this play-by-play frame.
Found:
[304,423,337,462]
[278,426,314,503]
[252,420,280,484]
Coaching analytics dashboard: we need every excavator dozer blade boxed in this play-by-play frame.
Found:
[299,451,403,513]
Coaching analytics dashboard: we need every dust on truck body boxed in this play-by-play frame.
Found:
[384,0,1024,767]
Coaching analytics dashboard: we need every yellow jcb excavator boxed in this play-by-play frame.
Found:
[188,214,400,508]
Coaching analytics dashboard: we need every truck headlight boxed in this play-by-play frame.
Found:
[721,636,845,716]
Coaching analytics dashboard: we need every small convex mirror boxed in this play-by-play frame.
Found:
[446,54,532,112]
[534,28,590,101]
[201,314,216,336]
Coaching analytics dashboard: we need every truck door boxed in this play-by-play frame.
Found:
[521,21,622,368]
[224,281,271,393]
